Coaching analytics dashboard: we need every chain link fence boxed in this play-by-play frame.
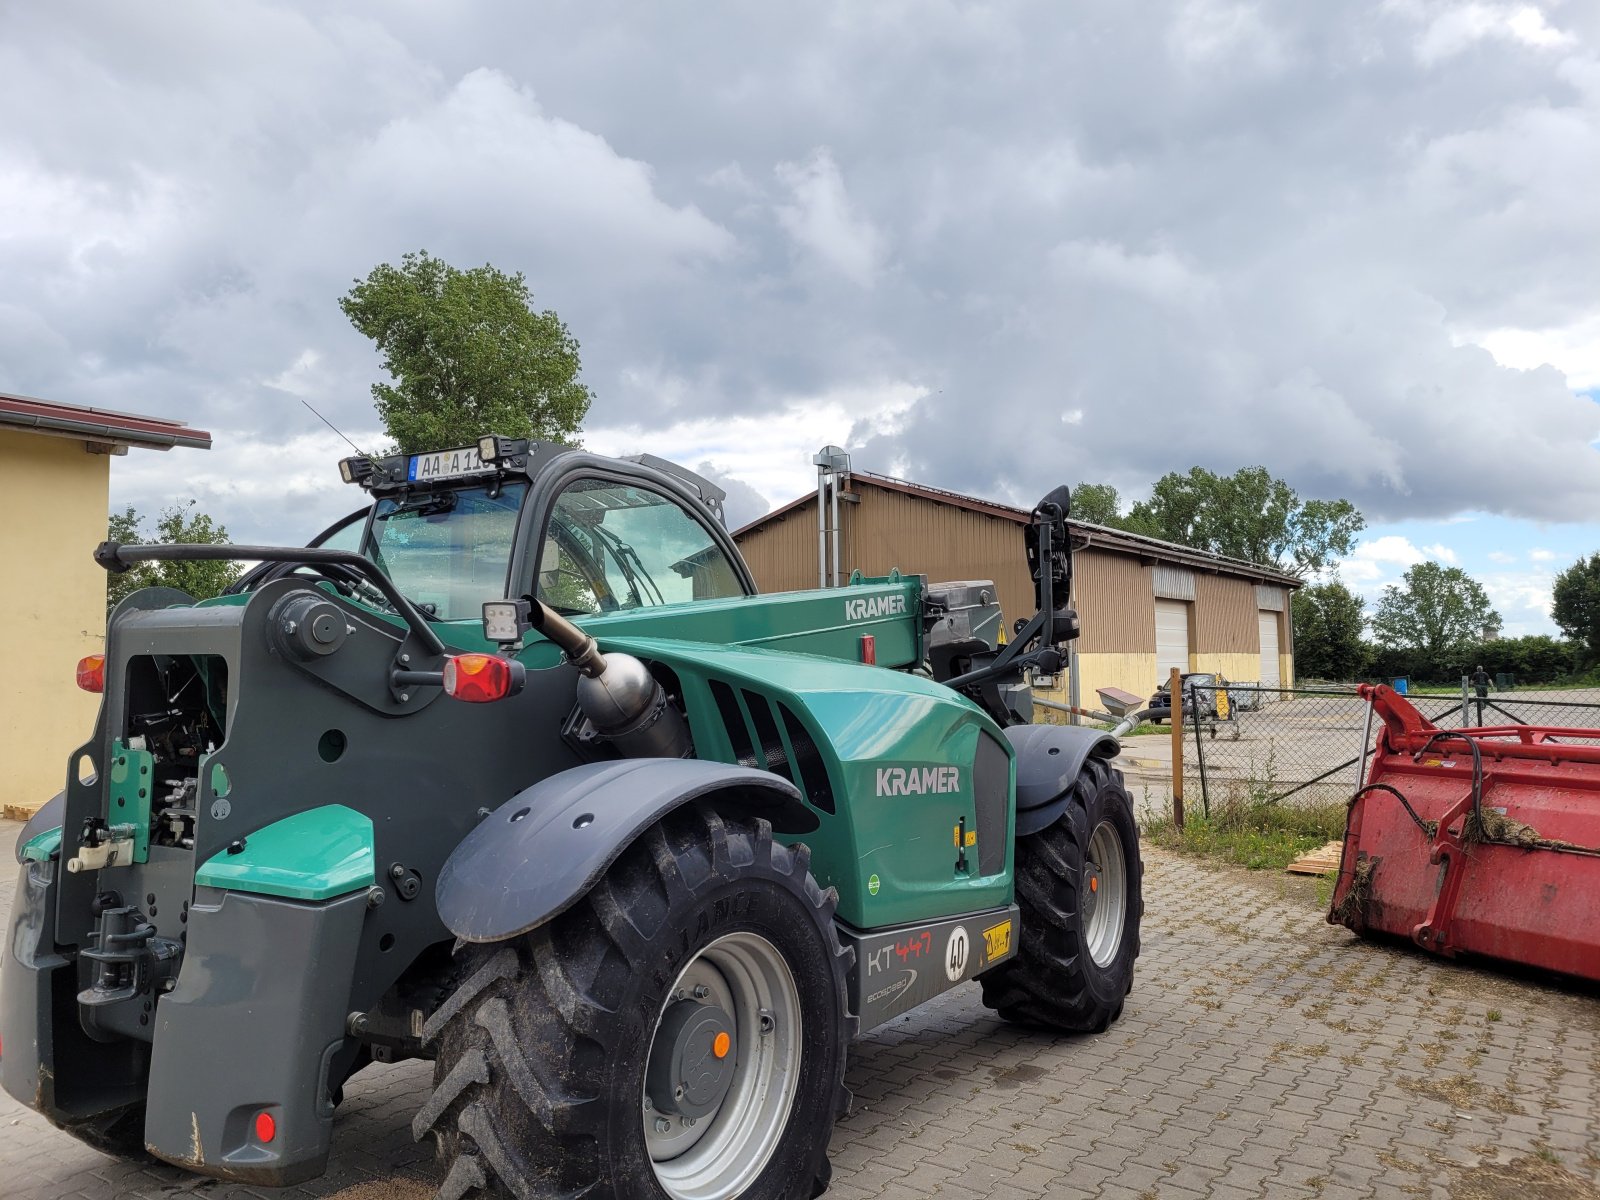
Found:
[1177,682,1600,816]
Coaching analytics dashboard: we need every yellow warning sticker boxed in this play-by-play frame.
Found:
[952,825,977,847]
[1216,690,1230,719]
[983,919,1012,961]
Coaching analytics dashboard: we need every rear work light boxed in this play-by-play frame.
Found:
[76,654,106,693]
[443,653,526,703]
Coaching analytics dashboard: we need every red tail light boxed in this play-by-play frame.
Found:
[76,654,106,693]
[254,1110,276,1142]
[859,635,876,665]
[443,653,525,703]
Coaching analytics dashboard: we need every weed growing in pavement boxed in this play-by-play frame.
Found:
[1140,769,1346,870]
[1486,1009,1502,1022]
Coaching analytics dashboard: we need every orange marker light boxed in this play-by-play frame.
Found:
[712,1031,732,1060]
[442,654,524,703]
[254,1110,276,1142]
[1089,877,1098,893]
[76,654,105,694]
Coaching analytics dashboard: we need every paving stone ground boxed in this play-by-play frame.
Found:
[3,822,1596,1200]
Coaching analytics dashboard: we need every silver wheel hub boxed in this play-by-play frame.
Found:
[1084,821,1128,968]
[644,932,801,1200]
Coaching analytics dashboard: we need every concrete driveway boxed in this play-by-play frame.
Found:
[3,821,1597,1200]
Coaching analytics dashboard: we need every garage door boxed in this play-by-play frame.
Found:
[1258,610,1281,689]
[1155,599,1190,683]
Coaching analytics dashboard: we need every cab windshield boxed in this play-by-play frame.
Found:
[365,482,525,621]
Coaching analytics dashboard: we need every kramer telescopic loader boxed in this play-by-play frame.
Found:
[3,438,1143,1200]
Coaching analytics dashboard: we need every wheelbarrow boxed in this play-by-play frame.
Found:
[1329,684,1600,983]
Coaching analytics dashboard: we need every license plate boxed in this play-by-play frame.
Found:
[408,447,494,482]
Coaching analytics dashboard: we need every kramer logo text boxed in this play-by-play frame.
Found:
[876,766,961,796]
[845,594,907,621]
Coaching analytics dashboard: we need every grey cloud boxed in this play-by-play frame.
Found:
[1,0,1597,542]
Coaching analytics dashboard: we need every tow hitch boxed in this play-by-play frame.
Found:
[78,897,183,1039]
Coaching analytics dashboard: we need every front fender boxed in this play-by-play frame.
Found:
[435,759,819,943]
[1004,724,1120,836]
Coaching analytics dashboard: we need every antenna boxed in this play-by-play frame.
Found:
[301,399,370,458]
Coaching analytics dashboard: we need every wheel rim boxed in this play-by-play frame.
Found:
[644,931,801,1200]
[1083,821,1128,968]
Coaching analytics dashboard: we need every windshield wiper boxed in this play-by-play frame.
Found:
[378,492,459,520]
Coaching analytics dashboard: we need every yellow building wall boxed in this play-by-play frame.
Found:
[1192,652,1263,685]
[1,431,109,815]
[1060,652,1159,714]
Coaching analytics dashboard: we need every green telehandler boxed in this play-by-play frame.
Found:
[2,436,1142,1199]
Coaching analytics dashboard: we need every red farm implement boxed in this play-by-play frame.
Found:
[1329,684,1600,983]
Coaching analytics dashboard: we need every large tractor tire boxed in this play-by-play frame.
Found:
[979,756,1142,1031]
[417,807,854,1200]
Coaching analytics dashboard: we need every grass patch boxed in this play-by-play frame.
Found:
[1141,790,1347,870]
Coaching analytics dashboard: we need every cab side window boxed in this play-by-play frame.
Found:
[537,479,744,615]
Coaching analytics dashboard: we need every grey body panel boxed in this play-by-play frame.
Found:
[143,888,368,1184]
[436,758,818,943]
[1004,723,1120,836]
[840,904,1020,1032]
[14,791,65,862]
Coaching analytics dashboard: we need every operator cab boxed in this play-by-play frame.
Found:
[232,436,752,627]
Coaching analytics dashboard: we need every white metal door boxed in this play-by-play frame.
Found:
[1155,600,1190,683]
[1258,610,1281,688]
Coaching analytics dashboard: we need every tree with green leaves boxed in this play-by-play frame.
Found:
[1070,482,1123,527]
[1552,553,1600,663]
[1369,561,1501,660]
[107,501,242,612]
[340,250,592,454]
[1290,580,1368,681]
[1117,466,1364,576]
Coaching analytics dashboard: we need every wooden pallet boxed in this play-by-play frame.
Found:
[1286,840,1345,877]
[3,800,48,822]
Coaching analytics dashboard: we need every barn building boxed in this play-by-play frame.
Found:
[732,467,1300,712]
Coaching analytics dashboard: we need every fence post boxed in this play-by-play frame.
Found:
[1461,675,1470,727]
[1170,666,1184,830]
[1192,690,1210,818]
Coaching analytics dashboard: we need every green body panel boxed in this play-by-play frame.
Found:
[107,740,154,863]
[600,636,1014,929]
[20,827,61,863]
[573,574,923,667]
[194,804,375,901]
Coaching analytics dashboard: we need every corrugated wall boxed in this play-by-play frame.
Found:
[734,483,1035,621]
[1074,551,1154,653]
[1194,573,1260,654]
[847,486,1034,622]
[734,506,822,594]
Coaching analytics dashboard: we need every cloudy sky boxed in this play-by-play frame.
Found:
[5,1,1598,635]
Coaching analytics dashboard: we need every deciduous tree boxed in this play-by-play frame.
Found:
[341,250,592,453]
[1552,553,1600,663]
[1070,482,1124,526]
[107,501,242,611]
[1117,466,1362,576]
[1290,580,1369,681]
[1369,561,1501,660]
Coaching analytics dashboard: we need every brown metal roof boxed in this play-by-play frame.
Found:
[0,391,212,452]
[734,469,1302,587]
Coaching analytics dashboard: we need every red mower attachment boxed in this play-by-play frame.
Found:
[1329,684,1600,983]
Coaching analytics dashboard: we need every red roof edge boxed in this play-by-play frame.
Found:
[0,392,212,451]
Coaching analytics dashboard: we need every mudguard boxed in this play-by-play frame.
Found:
[14,792,66,863]
[1004,724,1120,836]
[435,758,820,943]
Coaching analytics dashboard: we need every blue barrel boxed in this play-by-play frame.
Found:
[1392,676,1409,695]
